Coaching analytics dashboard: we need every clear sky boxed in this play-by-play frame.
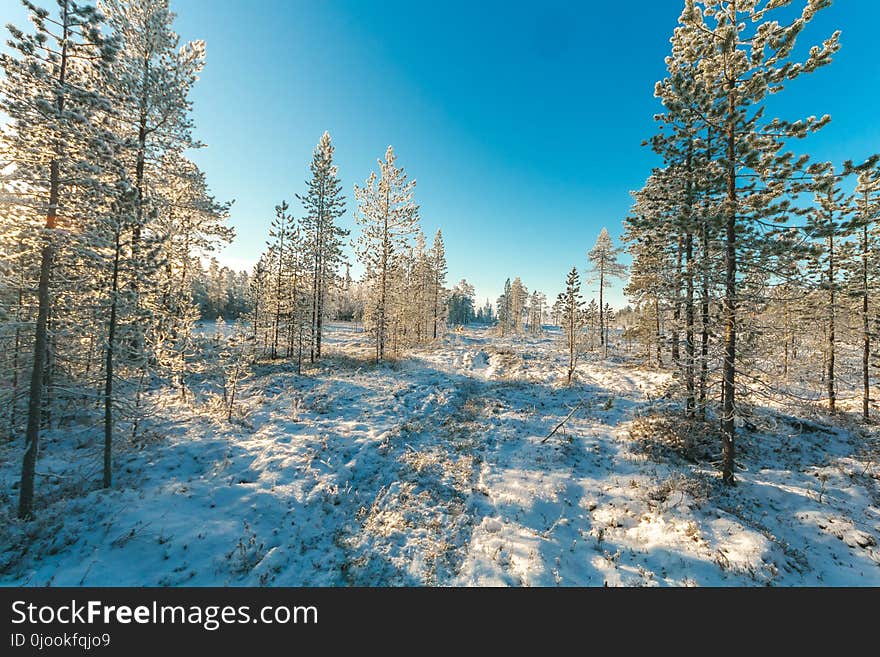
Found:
[3,1,879,308]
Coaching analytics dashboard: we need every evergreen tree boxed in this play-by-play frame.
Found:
[497,278,512,335]
[448,280,476,326]
[430,229,447,339]
[804,163,851,412]
[635,0,840,483]
[102,0,205,355]
[298,131,347,362]
[588,228,626,351]
[560,267,585,384]
[528,290,545,335]
[2,0,116,518]
[354,146,419,362]
[266,201,294,359]
[848,164,880,420]
[509,277,527,334]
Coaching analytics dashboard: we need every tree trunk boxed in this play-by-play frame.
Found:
[252,287,260,358]
[568,307,575,384]
[685,231,695,417]
[316,246,325,359]
[862,222,870,420]
[654,296,662,368]
[11,277,23,434]
[698,130,713,421]
[310,193,321,362]
[104,223,122,488]
[20,237,54,519]
[19,2,70,519]
[721,78,737,486]
[826,196,836,412]
[598,267,605,348]
[129,54,151,358]
[378,190,390,363]
[272,232,284,360]
[672,236,682,365]
[433,271,439,339]
[684,143,695,417]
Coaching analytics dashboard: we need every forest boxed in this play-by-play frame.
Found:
[0,0,877,586]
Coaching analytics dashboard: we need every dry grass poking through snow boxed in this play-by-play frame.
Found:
[0,323,877,586]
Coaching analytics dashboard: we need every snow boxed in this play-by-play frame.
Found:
[1,323,878,586]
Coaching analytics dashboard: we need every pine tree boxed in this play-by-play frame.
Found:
[102,0,205,356]
[588,228,626,351]
[2,0,116,518]
[354,146,419,362]
[98,177,135,488]
[497,278,512,335]
[448,280,476,326]
[153,155,232,398]
[528,291,545,335]
[430,229,447,339]
[266,201,294,359]
[476,299,495,325]
[408,231,432,342]
[676,0,838,483]
[560,267,585,384]
[848,164,880,420]
[509,278,527,334]
[624,186,670,368]
[649,26,720,414]
[250,254,270,355]
[298,131,347,362]
[804,163,851,412]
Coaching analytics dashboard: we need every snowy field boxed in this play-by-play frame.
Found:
[1,324,878,586]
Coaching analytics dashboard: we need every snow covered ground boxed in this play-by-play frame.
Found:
[1,324,878,586]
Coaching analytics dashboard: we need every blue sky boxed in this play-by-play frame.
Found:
[3,1,879,307]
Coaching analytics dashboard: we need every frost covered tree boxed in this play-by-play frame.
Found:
[476,299,495,325]
[496,277,526,335]
[153,155,232,398]
[497,278,512,335]
[528,290,545,335]
[624,186,670,369]
[690,0,839,483]
[587,228,626,351]
[101,0,205,355]
[559,267,585,384]
[354,146,419,362]
[629,0,841,484]
[430,229,447,338]
[804,163,851,412]
[509,278,527,334]
[0,0,231,517]
[218,325,252,422]
[646,23,723,412]
[329,263,361,322]
[249,255,270,354]
[448,280,476,326]
[251,200,309,369]
[406,231,432,342]
[297,131,347,362]
[1,0,116,518]
[848,165,880,420]
[266,201,295,359]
